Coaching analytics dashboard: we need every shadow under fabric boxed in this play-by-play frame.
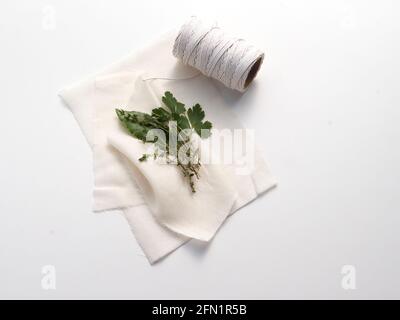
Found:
[59,30,277,264]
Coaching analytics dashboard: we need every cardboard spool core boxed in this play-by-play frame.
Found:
[244,56,264,89]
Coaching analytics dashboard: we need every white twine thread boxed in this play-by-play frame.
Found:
[173,17,264,92]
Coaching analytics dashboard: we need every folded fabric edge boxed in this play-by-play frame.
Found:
[92,186,145,213]
[122,206,190,264]
[58,87,93,148]
[252,157,278,195]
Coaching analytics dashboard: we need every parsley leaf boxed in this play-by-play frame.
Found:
[162,91,186,115]
[187,104,213,138]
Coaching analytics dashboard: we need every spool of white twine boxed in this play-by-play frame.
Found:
[173,17,264,92]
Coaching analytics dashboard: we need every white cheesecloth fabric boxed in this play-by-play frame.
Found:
[59,30,276,264]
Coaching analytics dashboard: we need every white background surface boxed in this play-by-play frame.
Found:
[1,0,399,299]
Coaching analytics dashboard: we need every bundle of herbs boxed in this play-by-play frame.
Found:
[115,91,212,193]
